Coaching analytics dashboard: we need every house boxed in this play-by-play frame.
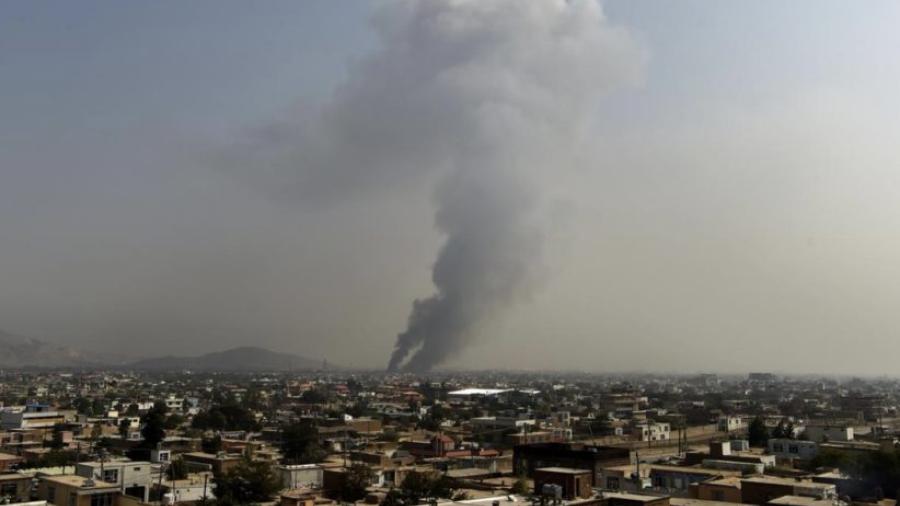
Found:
[1,406,66,430]
[768,439,818,461]
[693,476,743,503]
[718,417,744,433]
[602,491,672,506]
[400,435,456,459]
[37,475,120,506]
[181,452,241,475]
[75,460,152,502]
[534,467,593,500]
[0,474,33,503]
[740,476,836,505]
[278,464,323,489]
[802,425,853,443]
[513,443,633,485]
[648,465,740,496]
[634,422,671,442]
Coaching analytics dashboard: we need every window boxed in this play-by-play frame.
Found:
[789,445,799,454]
[91,493,115,506]
[102,469,118,483]
[713,490,725,501]
[773,443,784,452]
[47,486,55,502]
[607,477,620,490]
[0,483,18,498]
[69,492,77,506]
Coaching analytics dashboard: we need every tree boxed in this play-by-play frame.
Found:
[141,401,168,448]
[398,471,455,504]
[202,435,223,454]
[281,421,327,464]
[47,425,65,450]
[772,419,794,440]
[90,423,103,442]
[340,463,373,502]
[192,403,259,432]
[748,416,769,447]
[510,474,529,495]
[300,389,328,404]
[213,458,280,505]
[167,459,188,480]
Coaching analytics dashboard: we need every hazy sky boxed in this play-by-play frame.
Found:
[3,1,900,374]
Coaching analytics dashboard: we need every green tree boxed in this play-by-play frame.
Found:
[141,401,168,448]
[47,425,65,450]
[167,459,188,480]
[202,435,223,454]
[398,471,455,504]
[748,416,769,447]
[213,458,280,505]
[510,474,529,495]
[340,463,373,502]
[281,421,327,464]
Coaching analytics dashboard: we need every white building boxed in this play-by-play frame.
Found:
[278,464,323,489]
[718,416,744,433]
[633,422,670,442]
[768,438,818,461]
[803,425,853,442]
[76,460,153,502]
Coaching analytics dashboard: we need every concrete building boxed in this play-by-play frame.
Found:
[1,406,66,430]
[649,465,739,496]
[37,475,119,506]
[718,417,744,433]
[740,476,836,505]
[0,474,33,503]
[534,467,593,500]
[768,439,818,461]
[513,443,633,485]
[634,422,671,442]
[802,425,853,443]
[694,476,743,503]
[75,460,152,502]
[278,464,323,489]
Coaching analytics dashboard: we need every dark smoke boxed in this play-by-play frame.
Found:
[233,0,643,371]
[388,164,542,371]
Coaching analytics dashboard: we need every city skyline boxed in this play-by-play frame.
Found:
[4,1,900,373]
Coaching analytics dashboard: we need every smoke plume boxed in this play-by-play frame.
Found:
[240,0,643,371]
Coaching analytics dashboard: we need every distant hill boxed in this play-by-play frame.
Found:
[0,329,99,368]
[128,346,329,372]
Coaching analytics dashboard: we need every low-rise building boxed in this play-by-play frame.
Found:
[534,467,593,500]
[768,439,818,461]
[75,460,152,502]
[0,473,33,503]
[37,475,119,506]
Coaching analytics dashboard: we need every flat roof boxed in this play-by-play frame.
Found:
[649,465,740,477]
[0,473,30,481]
[742,477,834,489]
[448,388,511,396]
[536,467,592,475]
[603,492,670,502]
[768,495,833,506]
[42,475,118,490]
[672,498,753,506]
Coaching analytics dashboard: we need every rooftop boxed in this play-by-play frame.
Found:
[42,475,118,490]
[536,467,592,475]
[602,492,670,503]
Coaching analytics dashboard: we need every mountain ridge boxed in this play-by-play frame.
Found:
[127,346,330,371]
